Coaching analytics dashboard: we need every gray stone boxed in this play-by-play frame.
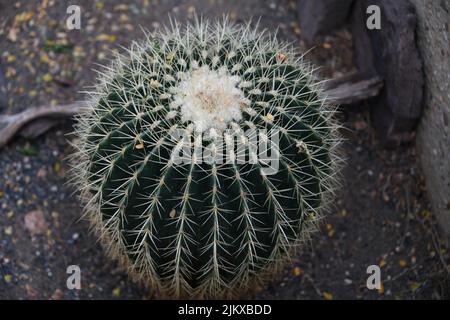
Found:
[410,0,450,237]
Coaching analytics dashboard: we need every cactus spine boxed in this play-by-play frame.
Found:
[70,19,341,298]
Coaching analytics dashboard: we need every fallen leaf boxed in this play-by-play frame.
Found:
[114,4,129,11]
[323,292,333,300]
[421,210,431,219]
[54,161,61,173]
[112,287,121,297]
[24,210,47,235]
[293,266,303,277]
[5,67,17,77]
[51,289,63,300]
[378,282,385,294]
[7,27,19,42]
[339,209,348,217]
[15,11,34,23]
[26,284,38,298]
[96,34,117,42]
[6,54,16,63]
[4,226,13,235]
[326,223,335,237]
[42,73,53,82]
[409,282,421,291]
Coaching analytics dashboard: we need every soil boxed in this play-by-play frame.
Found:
[0,0,448,300]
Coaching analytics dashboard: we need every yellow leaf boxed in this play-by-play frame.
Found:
[409,282,421,291]
[4,226,13,235]
[15,11,34,23]
[114,4,129,11]
[96,34,117,42]
[326,223,335,237]
[399,259,407,268]
[421,210,431,219]
[54,162,61,173]
[6,67,17,77]
[6,54,16,63]
[378,283,385,294]
[42,73,53,82]
[40,53,50,63]
[293,266,302,277]
[379,258,387,268]
[323,292,333,300]
[4,274,13,283]
[112,287,121,297]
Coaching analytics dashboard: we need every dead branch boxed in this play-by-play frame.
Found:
[0,103,84,149]
[323,73,384,105]
[0,73,383,149]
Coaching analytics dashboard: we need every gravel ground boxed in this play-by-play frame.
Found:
[0,0,449,300]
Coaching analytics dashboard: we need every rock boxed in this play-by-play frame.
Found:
[26,284,38,299]
[410,0,450,237]
[351,0,424,142]
[51,288,63,300]
[24,210,47,235]
[297,0,354,43]
[36,167,48,178]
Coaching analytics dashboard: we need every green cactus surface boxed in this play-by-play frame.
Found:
[70,19,341,298]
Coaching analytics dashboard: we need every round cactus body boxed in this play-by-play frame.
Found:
[70,19,341,298]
